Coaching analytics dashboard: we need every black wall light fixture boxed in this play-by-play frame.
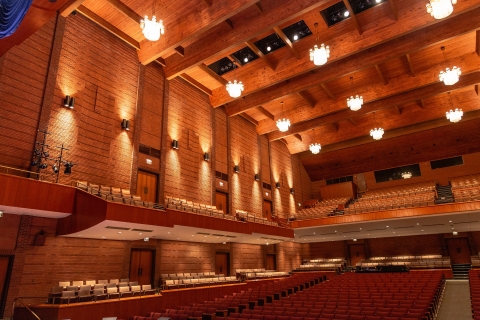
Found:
[276,182,281,189]
[290,188,295,194]
[254,174,260,181]
[63,95,75,109]
[234,165,240,173]
[204,152,210,161]
[171,140,179,149]
[121,119,130,131]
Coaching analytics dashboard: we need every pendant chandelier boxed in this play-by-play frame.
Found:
[309,143,321,154]
[370,112,384,140]
[347,77,363,111]
[309,23,330,66]
[140,0,165,41]
[426,0,456,19]
[402,172,412,179]
[226,80,244,98]
[439,46,461,85]
[445,92,463,122]
[276,101,291,132]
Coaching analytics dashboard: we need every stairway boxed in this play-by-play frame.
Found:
[451,264,471,279]
[436,185,455,204]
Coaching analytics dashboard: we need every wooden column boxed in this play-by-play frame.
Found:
[129,64,145,194]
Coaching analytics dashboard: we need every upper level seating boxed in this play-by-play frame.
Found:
[451,174,480,202]
[356,255,450,269]
[74,181,163,209]
[160,272,240,289]
[360,181,437,200]
[294,258,346,272]
[290,197,351,221]
[236,211,279,226]
[166,196,236,220]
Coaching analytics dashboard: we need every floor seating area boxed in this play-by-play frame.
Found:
[130,273,326,320]
[236,210,279,226]
[74,181,163,209]
[290,197,351,221]
[294,258,346,272]
[469,269,480,319]
[356,255,450,269]
[450,174,480,202]
[49,279,155,304]
[160,273,240,289]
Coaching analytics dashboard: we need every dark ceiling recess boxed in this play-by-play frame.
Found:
[348,0,385,14]
[281,20,312,42]
[207,57,237,76]
[321,2,351,27]
[254,33,286,55]
[232,46,259,66]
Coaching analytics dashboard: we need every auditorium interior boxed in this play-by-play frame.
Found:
[1,0,480,319]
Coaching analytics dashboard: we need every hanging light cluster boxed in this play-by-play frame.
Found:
[439,47,461,86]
[309,143,321,154]
[347,77,363,111]
[226,80,244,98]
[140,1,165,42]
[370,128,384,140]
[309,23,330,66]
[445,92,463,123]
[276,102,291,132]
[426,0,456,19]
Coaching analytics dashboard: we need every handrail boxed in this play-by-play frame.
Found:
[0,165,44,180]
[12,297,43,320]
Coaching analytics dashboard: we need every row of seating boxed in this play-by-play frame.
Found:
[161,272,218,280]
[294,264,343,272]
[58,278,134,288]
[356,256,450,269]
[360,182,437,200]
[245,272,289,280]
[236,210,279,226]
[450,174,480,190]
[308,258,346,263]
[344,193,435,214]
[452,186,480,202]
[49,284,155,304]
[163,276,240,289]
[166,196,230,218]
[289,198,350,221]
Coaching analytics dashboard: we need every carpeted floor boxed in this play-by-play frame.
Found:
[437,279,472,320]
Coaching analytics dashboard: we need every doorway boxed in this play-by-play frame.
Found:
[0,256,12,319]
[215,192,228,214]
[348,244,366,267]
[129,249,154,286]
[263,200,273,219]
[136,170,158,203]
[266,254,276,270]
[446,238,471,264]
[215,252,230,276]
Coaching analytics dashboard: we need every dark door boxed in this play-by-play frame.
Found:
[0,257,12,318]
[349,244,366,267]
[266,254,276,270]
[129,249,154,286]
[215,253,230,276]
[215,192,228,214]
[446,238,471,264]
[136,170,158,203]
[263,200,273,219]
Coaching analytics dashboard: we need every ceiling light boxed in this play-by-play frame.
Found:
[402,172,412,179]
[446,108,463,123]
[309,23,330,66]
[453,231,458,235]
[276,101,291,132]
[370,128,384,140]
[426,0,456,19]
[140,1,165,41]
[226,80,244,98]
[267,46,271,51]
[376,0,382,3]
[347,77,363,111]
[344,10,350,17]
[439,46,460,85]
[353,239,357,241]
[293,34,299,41]
[309,143,321,154]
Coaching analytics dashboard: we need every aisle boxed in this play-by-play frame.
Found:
[436,279,472,320]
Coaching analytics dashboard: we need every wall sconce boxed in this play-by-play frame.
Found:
[276,182,281,189]
[234,165,240,173]
[254,174,260,181]
[290,188,295,194]
[121,119,130,131]
[171,140,179,150]
[146,159,152,165]
[204,152,210,161]
[63,95,75,109]
[0,210,3,218]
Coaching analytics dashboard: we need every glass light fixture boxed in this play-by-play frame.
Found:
[309,143,321,154]
[347,77,363,111]
[276,101,291,132]
[309,23,330,66]
[439,47,460,85]
[370,128,384,140]
[140,1,165,41]
[226,80,244,98]
[402,172,412,179]
[426,0,456,19]
[446,108,463,123]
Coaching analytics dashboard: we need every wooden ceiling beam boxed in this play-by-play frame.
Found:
[179,74,213,96]
[174,46,185,57]
[331,123,339,132]
[59,0,86,17]
[395,105,403,115]
[154,58,166,67]
[280,138,288,145]
[267,71,480,141]
[417,99,426,109]
[257,106,275,121]
[203,0,213,6]
[225,19,234,29]
[405,54,415,77]
[198,63,228,86]
[348,118,358,126]
[293,134,303,142]
[375,64,388,85]
[387,0,398,21]
[138,0,260,65]
[103,0,142,22]
[240,113,259,126]
[320,83,336,100]
[476,85,480,96]
[273,26,301,60]
[76,5,140,50]
[255,2,264,14]
[476,30,480,56]
[297,109,480,157]
[224,8,480,115]
[297,91,317,108]
[342,0,362,35]
[245,40,275,70]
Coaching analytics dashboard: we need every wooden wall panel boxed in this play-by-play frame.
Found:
[270,141,296,218]
[0,213,21,251]
[319,182,356,200]
[276,241,302,272]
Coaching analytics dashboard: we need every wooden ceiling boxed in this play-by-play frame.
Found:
[4,0,480,180]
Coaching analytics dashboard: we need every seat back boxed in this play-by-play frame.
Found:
[62,291,76,297]
[93,288,105,295]
[131,285,141,291]
[66,286,79,292]
[59,281,70,288]
[109,279,119,284]
[79,285,91,291]
[78,289,91,297]
[142,284,152,290]
[107,287,118,293]
[93,284,105,289]
[119,286,130,293]
[85,280,96,286]
[97,280,108,284]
